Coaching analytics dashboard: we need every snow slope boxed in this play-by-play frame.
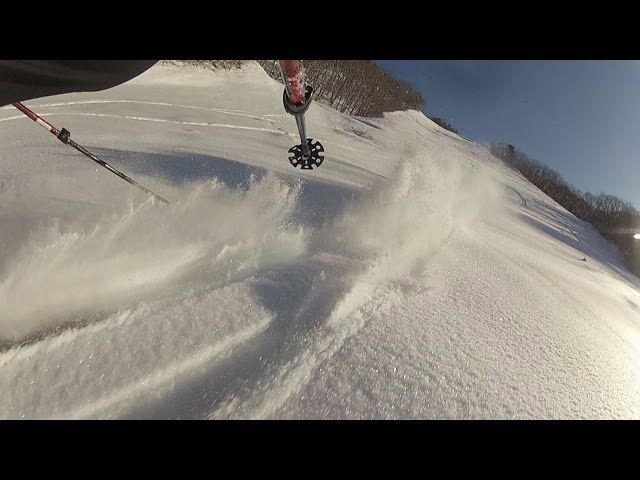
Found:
[1,61,639,419]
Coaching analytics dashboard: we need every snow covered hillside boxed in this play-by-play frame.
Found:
[1,61,639,419]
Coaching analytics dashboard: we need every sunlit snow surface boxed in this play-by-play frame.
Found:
[1,62,640,419]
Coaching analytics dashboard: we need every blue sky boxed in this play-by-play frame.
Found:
[375,60,640,208]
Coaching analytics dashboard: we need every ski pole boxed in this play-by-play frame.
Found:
[278,60,324,169]
[12,101,170,205]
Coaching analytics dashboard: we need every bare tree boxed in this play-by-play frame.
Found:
[258,60,423,117]
[491,143,640,275]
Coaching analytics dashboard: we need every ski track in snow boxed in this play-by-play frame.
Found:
[208,145,495,419]
[1,102,392,162]
[1,62,640,419]
[0,111,295,137]
[4,99,270,121]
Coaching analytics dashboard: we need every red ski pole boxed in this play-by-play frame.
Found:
[12,101,169,205]
[278,60,324,170]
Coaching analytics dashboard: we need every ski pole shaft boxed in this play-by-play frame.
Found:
[277,61,324,169]
[294,113,310,156]
[12,101,169,205]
